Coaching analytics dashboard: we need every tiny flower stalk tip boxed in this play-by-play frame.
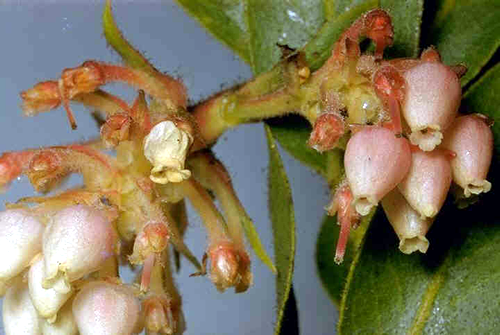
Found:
[144,121,193,184]
[382,189,434,254]
[326,181,359,265]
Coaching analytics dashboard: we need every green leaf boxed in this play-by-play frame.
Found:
[173,0,251,64]
[265,124,298,335]
[102,0,157,75]
[338,193,500,334]
[380,0,423,58]
[463,63,500,153]
[303,0,378,71]
[266,116,327,176]
[425,0,500,86]
[239,210,277,274]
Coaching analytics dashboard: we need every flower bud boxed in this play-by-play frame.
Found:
[3,279,41,335]
[100,114,132,148]
[0,209,44,295]
[28,254,73,322]
[344,126,411,216]
[402,62,461,151]
[143,295,186,335]
[308,112,345,152]
[72,281,142,335]
[398,149,452,218]
[129,222,170,265]
[42,205,117,293]
[208,241,252,293]
[441,114,493,197]
[382,189,434,254]
[60,61,105,99]
[40,299,78,335]
[143,121,193,184]
[20,80,61,116]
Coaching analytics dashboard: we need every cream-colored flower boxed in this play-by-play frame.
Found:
[143,121,193,184]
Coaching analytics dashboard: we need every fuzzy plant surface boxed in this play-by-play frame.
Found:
[0,0,499,335]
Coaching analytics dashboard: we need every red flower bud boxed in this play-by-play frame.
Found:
[208,241,252,293]
[308,112,345,152]
[344,126,411,216]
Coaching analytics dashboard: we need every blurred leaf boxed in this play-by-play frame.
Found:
[425,0,500,86]
[265,124,298,335]
[463,63,500,153]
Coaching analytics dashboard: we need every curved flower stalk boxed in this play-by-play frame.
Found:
[188,151,276,273]
[143,249,186,335]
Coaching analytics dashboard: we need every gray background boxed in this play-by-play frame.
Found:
[0,1,338,334]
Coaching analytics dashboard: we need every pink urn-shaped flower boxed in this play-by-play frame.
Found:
[344,126,411,216]
[441,114,493,197]
[42,205,117,293]
[402,62,461,151]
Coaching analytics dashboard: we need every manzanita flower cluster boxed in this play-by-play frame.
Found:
[0,2,493,334]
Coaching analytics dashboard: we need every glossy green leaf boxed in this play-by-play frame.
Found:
[380,0,423,58]
[265,124,298,335]
[463,63,500,152]
[425,0,500,86]
[337,193,500,334]
[303,1,378,71]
